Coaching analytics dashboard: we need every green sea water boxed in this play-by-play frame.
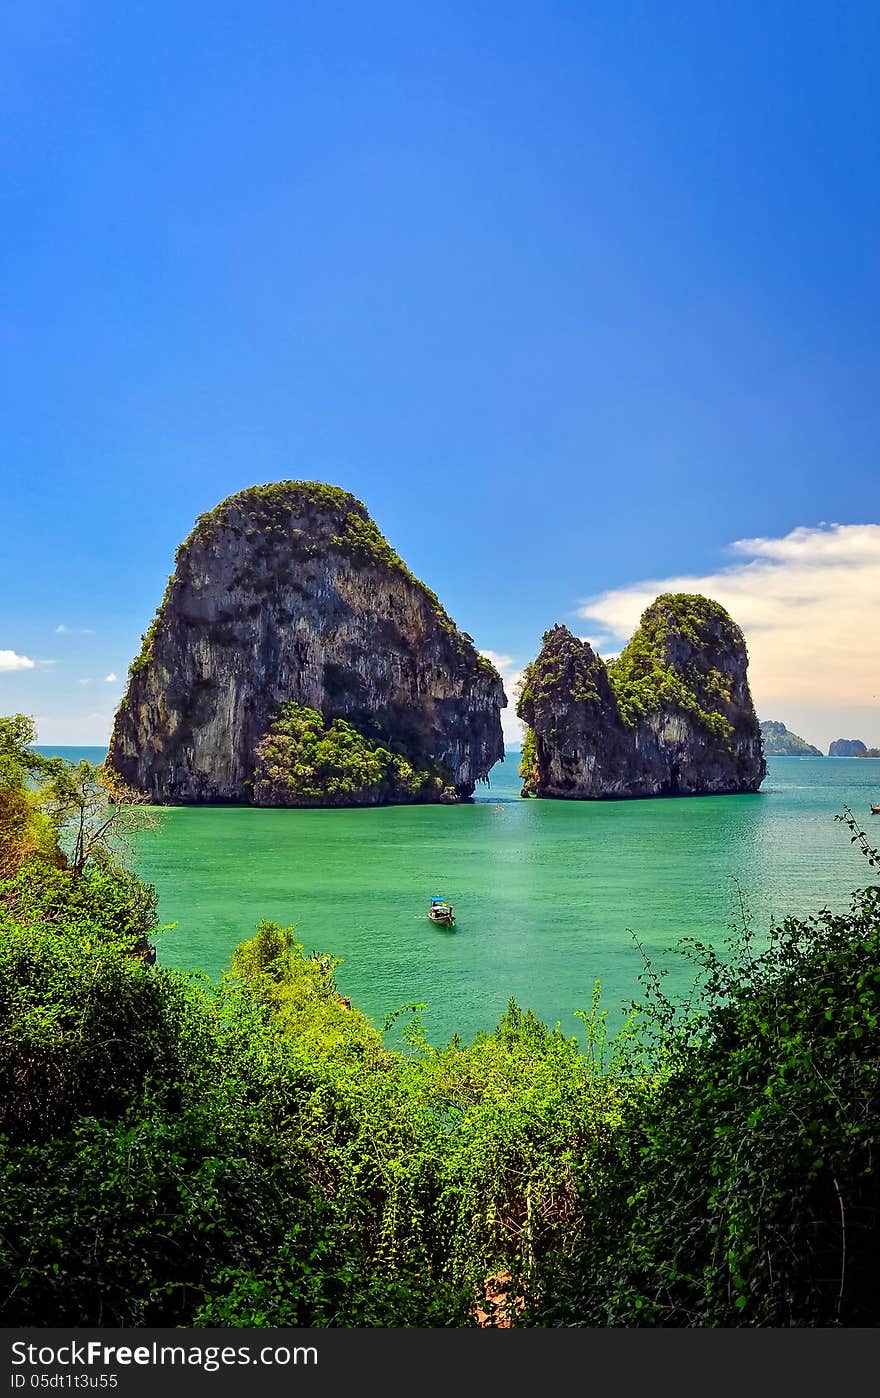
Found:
[35,749,880,1044]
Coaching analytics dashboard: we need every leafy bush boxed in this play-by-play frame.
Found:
[528,816,880,1326]
[252,702,453,806]
[0,715,60,876]
[3,725,880,1327]
[608,592,747,740]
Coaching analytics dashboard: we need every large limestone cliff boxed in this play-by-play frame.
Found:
[517,594,765,799]
[109,482,506,805]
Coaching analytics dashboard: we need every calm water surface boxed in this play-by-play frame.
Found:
[37,749,880,1043]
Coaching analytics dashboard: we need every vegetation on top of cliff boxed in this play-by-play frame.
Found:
[126,573,179,680]
[516,626,611,730]
[608,593,752,742]
[516,595,755,759]
[252,701,455,806]
[3,721,880,1326]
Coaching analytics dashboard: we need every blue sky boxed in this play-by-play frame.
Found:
[1,1,878,748]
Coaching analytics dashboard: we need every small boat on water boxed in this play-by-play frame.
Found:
[871,805,880,815]
[428,895,455,928]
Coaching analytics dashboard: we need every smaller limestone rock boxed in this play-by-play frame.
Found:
[828,738,868,757]
[516,593,765,799]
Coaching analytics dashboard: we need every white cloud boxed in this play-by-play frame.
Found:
[578,523,880,748]
[79,678,93,686]
[480,649,525,747]
[103,673,118,683]
[0,649,35,672]
[479,649,515,674]
[55,624,94,635]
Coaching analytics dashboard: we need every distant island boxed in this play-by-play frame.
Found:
[828,738,868,757]
[759,720,821,757]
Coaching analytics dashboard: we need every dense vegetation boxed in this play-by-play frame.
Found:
[607,593,748,739]
[2,712,879,1326]
[252,702,456,805]
[519,725,538,794]
[517,625,610,720]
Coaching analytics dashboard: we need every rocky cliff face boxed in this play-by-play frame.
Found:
[760,721,821,757]
[517,594,765,799]
[109,482,505,805]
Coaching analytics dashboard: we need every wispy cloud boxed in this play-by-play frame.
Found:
[479,649,525,747]
[55,624,95,635]
[0,649,35,672]
[103,673,118,683]
[578,524,880,722]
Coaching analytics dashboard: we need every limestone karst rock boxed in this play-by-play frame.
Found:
[828,738,867,757]
[109,482,505,805]
[517,594,765,799]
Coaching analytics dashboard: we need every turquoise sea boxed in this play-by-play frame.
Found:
[35,748,880,1044]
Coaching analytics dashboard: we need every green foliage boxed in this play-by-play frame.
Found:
[0,859,158,947]
[226,923,620,1311]
[516,628,607,728]
[0,921,197,1143]
[529,812,880,1327]
[3,714,880,1328]
[252,701,454,806]
[0,713,45,785]
[230,920,382,1060]
[37,757,158,877]
[519,726,538,795]
[0,715,58,875]
[608,593,748,740]
[196,480,359,538]
[0,927,348,1325]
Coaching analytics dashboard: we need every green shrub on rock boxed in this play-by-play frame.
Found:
[252,702,453,806]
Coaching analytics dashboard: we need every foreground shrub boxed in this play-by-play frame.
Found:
[529,855,880,1326]
[2,722,879,1328]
